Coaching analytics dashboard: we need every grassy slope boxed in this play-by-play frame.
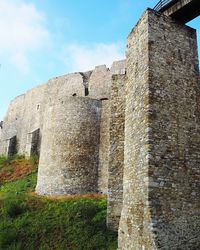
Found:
[0,156,117,250]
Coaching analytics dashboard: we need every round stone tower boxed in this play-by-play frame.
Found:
[36,96,101,195]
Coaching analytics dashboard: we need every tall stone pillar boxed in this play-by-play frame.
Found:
[118,9,200,250]
[107,74,126,231]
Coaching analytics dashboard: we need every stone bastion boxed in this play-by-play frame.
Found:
[36,96,101,195]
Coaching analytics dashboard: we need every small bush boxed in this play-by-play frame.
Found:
[4,199,24,218]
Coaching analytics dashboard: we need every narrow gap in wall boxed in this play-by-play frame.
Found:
[8,136,17,156]
[85,87,89,96]
[31,128,41,157]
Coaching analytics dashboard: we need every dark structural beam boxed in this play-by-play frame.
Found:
[154,0,200,23]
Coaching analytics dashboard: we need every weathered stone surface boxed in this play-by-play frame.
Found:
[0,61,126,196]
[47,72,86,98]
[89,65,112,99]
[20,84,48,154]
[110,60,126,75]
[118,9,200,250]
[25,128,41,158]
[0,7,199,249]
[98,100,111,194]
[36,97,101,195]
[107,74,126,231]
[0,62,126,157]
[118,11,153,249]
[0,94,25,155]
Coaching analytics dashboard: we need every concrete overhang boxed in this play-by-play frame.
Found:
[154,0,200,23]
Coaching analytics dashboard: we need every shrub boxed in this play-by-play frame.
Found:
[4,198,24,218]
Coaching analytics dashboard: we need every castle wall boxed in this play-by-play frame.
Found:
[0,94,25,155]
[36,97,101,195]
[98,100,111,194]
[89,65,112,99]
[0,72,89,156]
[47,72,86,98]
[0,62,126,197]
[96,61,126,194]
[22,73,87,156]
[22,84,48,155]
[107,74,126,231]
[119,9,200,250]
[0,84,48,156]
[110,60,126,75]
[0,60,126,158]
[118,11,154,249]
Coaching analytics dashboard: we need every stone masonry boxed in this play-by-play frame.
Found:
[0,60,126,198]
[0,7,200,250]
[118,9,200,250]
[36,97,101,195]
[107,74,126,231]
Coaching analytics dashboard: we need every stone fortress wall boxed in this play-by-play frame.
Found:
[118,9,200,250]
[1,7,200,250]
[36,97,102,195]
[0,59,126,202]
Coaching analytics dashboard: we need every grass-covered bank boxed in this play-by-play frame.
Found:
[0,156,117,250]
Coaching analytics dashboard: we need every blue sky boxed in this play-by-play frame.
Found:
[0,0,199,120]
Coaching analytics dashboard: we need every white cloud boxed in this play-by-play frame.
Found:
[63,42,125,72]
[0,0,50,73]
[11,52,30,74]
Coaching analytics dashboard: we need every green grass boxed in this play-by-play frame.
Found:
[0,156,117,250]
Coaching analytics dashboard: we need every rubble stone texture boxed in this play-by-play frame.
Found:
[98,100,111,194]
[118,9,200,250]
[107,74,126,231]
[0,60,126,197]
[36,97,101,195]
[0,7,200,250]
